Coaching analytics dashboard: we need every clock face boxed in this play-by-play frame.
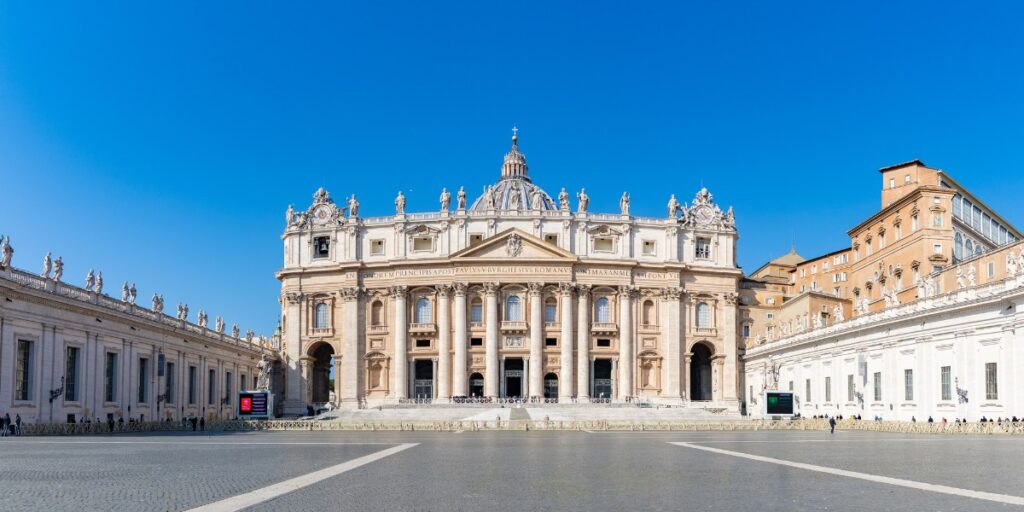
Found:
[694,205,714,225]
[312,205,332,225]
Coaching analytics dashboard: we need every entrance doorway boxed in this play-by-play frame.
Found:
[310,343,334,404]
[593,359,612,399]
[413,359,433,399]
[690,343,713,401]
[543,373,558,399]
[504,359,523,398]
[469,372,484,398]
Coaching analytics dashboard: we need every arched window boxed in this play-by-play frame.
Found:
[314,302,329,329]
[470,298,483,323]
[544,298,557,323]
[415,297,432,324]
[965,239,974,257]
[505,295,522,321]
[642,300,655,325]
[370,301,384,326]
[595,297,611,323]
[975,244,983,256]
[695,302,711,328]
[954,232,964,260]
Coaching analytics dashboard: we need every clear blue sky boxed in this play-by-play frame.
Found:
[2,2,1023,335]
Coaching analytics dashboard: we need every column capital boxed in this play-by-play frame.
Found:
[284,292,304,305]
[339,287,363,302]
[576,283,592,298]
[661,287,682,301]
[558,282,574,297]
[388,285,408,299]
[452,282,468,297]
[484,282,500,296]
[722,292,739,305]
[528,282,544,296]
[436,284,452,298]
[618,285,638,300]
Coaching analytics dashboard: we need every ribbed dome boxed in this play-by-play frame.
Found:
[470,130,558,212]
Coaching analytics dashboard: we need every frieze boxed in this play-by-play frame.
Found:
[633,270,679,280]
[576,268,631,277]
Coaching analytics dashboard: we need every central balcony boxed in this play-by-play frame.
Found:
[368,325,389,335]
[591,322,618,334]
[409,323,436,334]
[500,320,528,333]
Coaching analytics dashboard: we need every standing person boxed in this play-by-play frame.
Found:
[1,412,9,437]
[190,416,197,431]
[829,416,837,434]
[199,416,205,432]
[14,414,21,436]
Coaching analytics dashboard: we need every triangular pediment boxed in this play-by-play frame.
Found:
[451,228,577,261]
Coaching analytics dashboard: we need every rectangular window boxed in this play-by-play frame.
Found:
[544,303,557,323]
[873,372,881,402]
[972,206,982,231]
[544,234,558,245]
[65,346,80,402]
[985,362,998,400]
[165,362,175,404]
[596,339,611,348]
[912,215,919,231]
[988,262,995,278]
[594,237,614,253]
[695,238,711,259]
[642,240,656,256]
[313,236,330,258]
[104,352,118,403]
[139,358,149,403]
[825,376,832,403]
[225,372,233,403]
[545,337,558,347]
[889,178,895,189]
[469,234,483,247]
[904,369,913,401]
[470,303,483,323]
[847,374,855,402]
[742,325,750,337]
[953,194,962,218]
[370,239,385,256]
[805,379,811,402]
[788,380,793,391]
[415,339,431,348]
[188,366,197,405]
[412,237,433,252]
[208,369,217,405]
[933,244,942,254]
[470,337,483,347]
[941,366,951,401]
[240,374,247,392]
[15,339,32,401]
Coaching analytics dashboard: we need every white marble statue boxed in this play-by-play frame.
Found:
[348,194,359,217]
[152,293,164,313]
[129,283,137,304]
[915,276,926,298]
[121,281,130,302]
[667,194,680,219]
[619,192,630,215]
[42,252,52,278]
[215,316,225,333]
[394,191,406,215]
[576,188,589,213]
[883,287,893,308]
[724,206,736,228]
[182,303,189,320]
[483,185,495,209]
[85,270,96,291]
[0,236,12,268]
[833,304,844,323]
[530,188,543,211]
[558,187,570,211]
[256,352,272,391]
[285,204,295,226]
[924,275,937,297]
[198,310,208,328]
[457,186,467,210]
[439,188,450,212]
[956,266,967,289]
[95,272,103,294]
[1008,252,1018,276]
[245,329,254,343]
[812,314,823,329]
[232,324,240,338]
[508,183,521,210]
[1016,248,1024,276]
[176,303,184,320]
[53,256,64,282]
[967,265,977,287]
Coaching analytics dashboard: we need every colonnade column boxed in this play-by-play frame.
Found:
[576,284,592,401]
[282,292,305,415]
[452,284,468,396]
[437,285,452,401]
[528,282,544,398]
[722,293,739,402]
[558,283,575,401]
[484,282,499,398]
[663,287,682,402]
[332,355,343,405]
[618,286,634,401]
[341,286,362,406]
[390,286,408,399]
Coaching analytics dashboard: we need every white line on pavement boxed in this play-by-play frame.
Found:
[11,440,397,446]
[186,443,418,512]
[669,442,1024,506]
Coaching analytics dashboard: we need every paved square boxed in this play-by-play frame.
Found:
[2,430,1022,511]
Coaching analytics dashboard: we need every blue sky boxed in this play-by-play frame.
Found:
[2,2,1023,334]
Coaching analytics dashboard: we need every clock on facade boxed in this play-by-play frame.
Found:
[312,205,332,225]
[694,205,714,225]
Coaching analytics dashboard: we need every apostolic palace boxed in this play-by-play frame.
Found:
[3,130,1024,425]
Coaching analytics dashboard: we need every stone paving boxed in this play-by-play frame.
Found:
[1,430,1022,511]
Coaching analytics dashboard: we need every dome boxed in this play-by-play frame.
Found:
[469,130,558,212]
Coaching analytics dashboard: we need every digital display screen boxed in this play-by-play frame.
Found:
[765,391,794,415]
[238,392,268,417]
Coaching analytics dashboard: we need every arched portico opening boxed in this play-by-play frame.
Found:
[469,372,484,398]
[690,343,713,401]
[309,342,335,405]
[543,373,558,399]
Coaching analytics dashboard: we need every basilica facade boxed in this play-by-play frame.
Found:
[277,133,743,414]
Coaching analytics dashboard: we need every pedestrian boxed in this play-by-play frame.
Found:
[14,414,21,436]
[829,416,836,434]
[1,412,9,437]
[190,417,197,431]
[107,416,115,433]
[199,416,205,432]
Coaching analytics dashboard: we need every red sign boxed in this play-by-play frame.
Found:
[240,396,253,413]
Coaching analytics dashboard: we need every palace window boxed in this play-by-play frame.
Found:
[313,236,330,258]
[415,339,431,348]
[139,358,149,403]
[986,363,998,400]
[954,233,964,260]
[953,195,962,218]
[912,215,919,231]
[904,369,914,401]
[595,297,611,323]
[596,338,611,348]
[905,174,911,184]
[642,300,655,325]
[889,178,895,189]
[371,301,384,326]
[642,240,656,256]
[470,337,483,347]
[742,325,750,337]
[225,372,233,403]
[370,239,385,256]
[412,236,433,252]
[941,366,951,401]
[695,302,711,328]
[695,238,711,259]
[104,352,118,403]
[505,295,523,321]
[545,337,558,347]
[470,298,483,323]
[988,261,995,278]
[314,303,329,329]
[415,297,432,324]
[544,298,557,323]
[165,362,175,405]
[15,339,32,401]
[65,346,80,402]
[933,213,943,227]
[594,237,614,253]
[188,366,197,405]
